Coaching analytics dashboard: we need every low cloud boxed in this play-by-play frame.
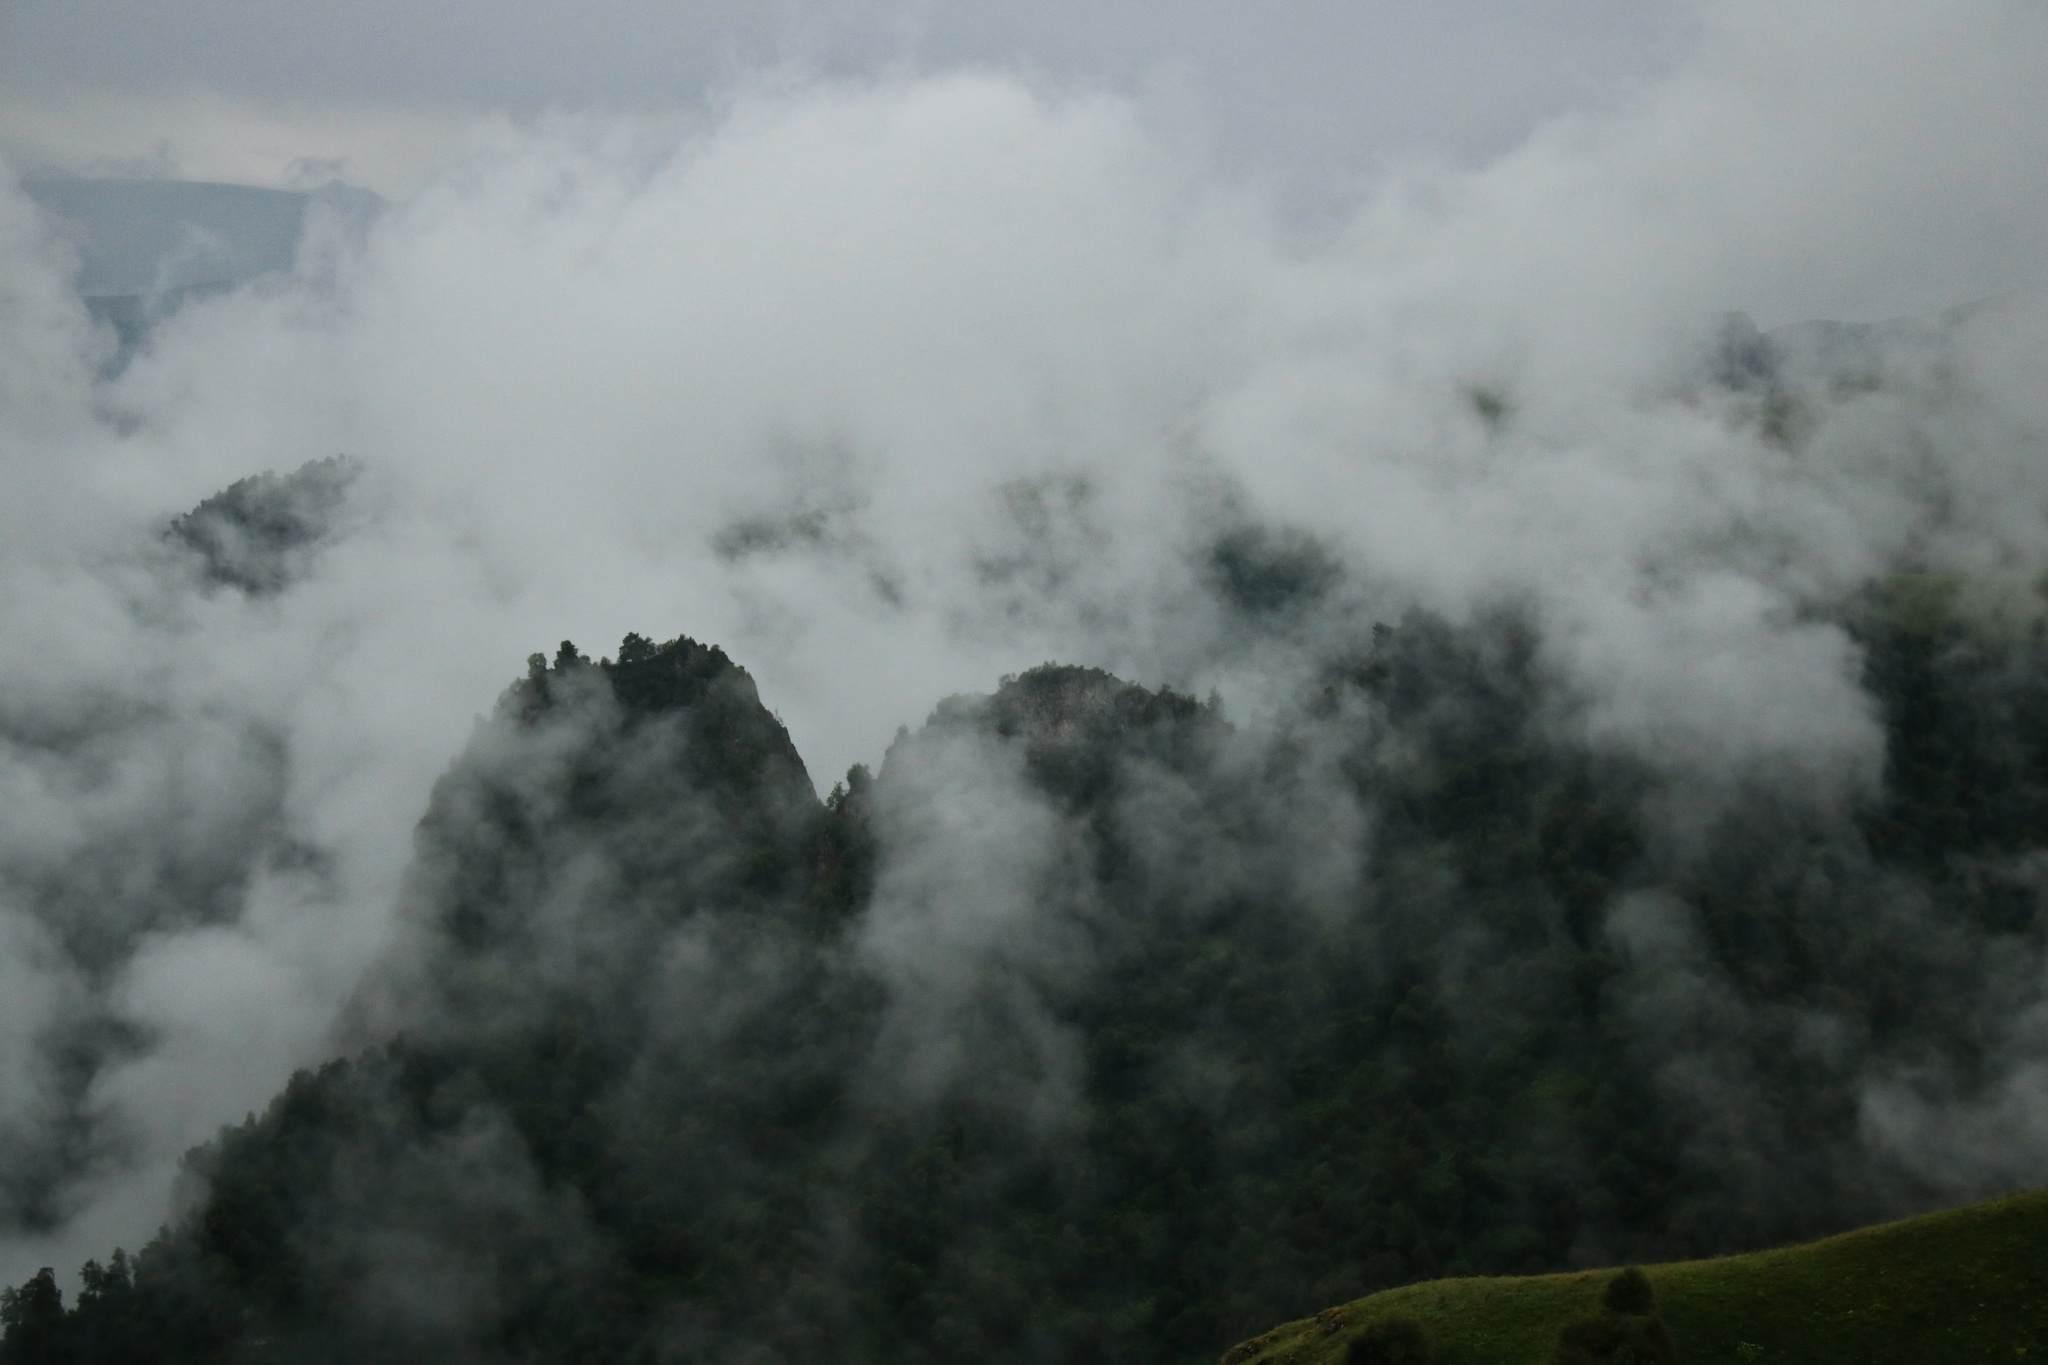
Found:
[0,0,2045,1289]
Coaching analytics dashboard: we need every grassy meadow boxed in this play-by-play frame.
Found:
[1221,1187,2048,1365]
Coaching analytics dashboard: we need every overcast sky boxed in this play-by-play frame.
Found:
[0,0,1696,199]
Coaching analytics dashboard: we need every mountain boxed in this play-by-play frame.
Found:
[21,178,382,358]
[23,180,310,298]
[3,553,2048,1362]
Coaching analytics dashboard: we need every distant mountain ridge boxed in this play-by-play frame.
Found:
[21,177,382,358]
[22,177,382,295]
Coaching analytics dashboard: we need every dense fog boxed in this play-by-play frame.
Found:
[0,6,2045,1352]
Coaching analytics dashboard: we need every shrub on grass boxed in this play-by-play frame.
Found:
[1547,1312,1674,1365]
[1345,1314,1433,1365]
[1600,1267,1656,1316]
[1548,1268,1674,1365]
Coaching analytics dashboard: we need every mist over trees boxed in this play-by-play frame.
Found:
[6,531,2048,1362]
[2,9,2048,1360]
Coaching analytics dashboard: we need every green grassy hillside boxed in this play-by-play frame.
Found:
[1221,1188,2048,1365]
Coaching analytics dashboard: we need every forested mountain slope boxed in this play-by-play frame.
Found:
[6,576,2048,1364]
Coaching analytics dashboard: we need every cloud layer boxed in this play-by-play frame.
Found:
[1,0,2047,1285]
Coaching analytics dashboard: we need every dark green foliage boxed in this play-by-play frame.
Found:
[0,1252,194,1365]
[1206,525,1343,614]
[1546,1311,1675,1365]
[1600,1267,1655,1316]
[1345,1315,1432,1365]
[0,1270,64,1364]
[165,455,358,594]
[1548,1266,1671,1365]
[16,592,2048,1365]
[808,763,876,931]
[1851,574,2048,869]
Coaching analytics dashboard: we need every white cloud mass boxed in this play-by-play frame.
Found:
[1,0,2047,1284]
